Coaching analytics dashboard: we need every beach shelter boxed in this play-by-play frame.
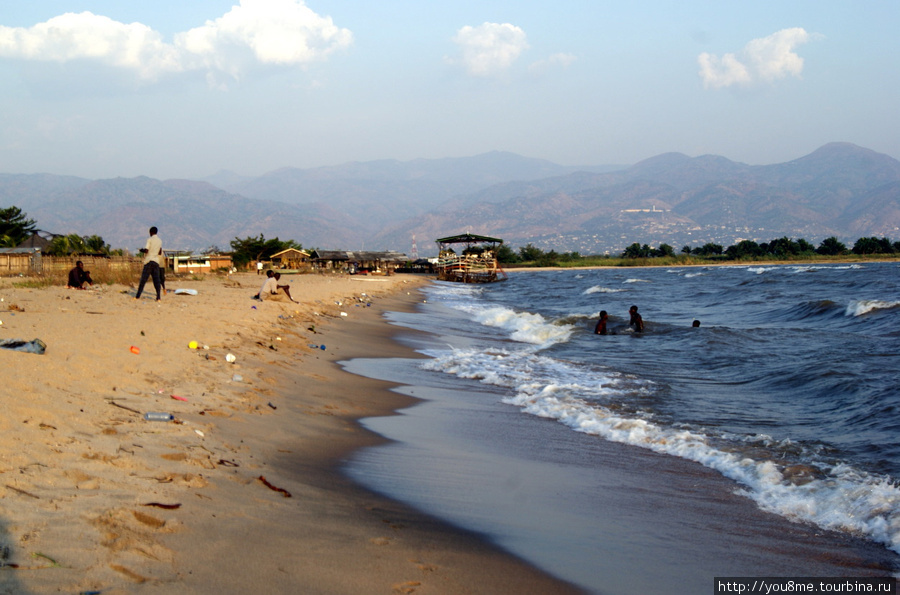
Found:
[270,248,310,269]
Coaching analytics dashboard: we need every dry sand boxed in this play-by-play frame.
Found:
[0,272,580,594]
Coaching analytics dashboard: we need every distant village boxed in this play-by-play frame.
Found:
[1,229,420,277]
[0,207,424,277]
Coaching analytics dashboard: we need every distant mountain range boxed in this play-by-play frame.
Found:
[1,143,898,255]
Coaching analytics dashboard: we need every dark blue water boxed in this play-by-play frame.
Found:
[344,263,900,592]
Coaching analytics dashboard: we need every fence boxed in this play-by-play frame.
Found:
[0,251,42,276]
[0,255,143,281]
[42,256,143,279]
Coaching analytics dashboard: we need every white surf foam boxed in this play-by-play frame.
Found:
[846,299,900,317]
[583,285,625,294]
[453,304,573,347]
[421,346,900,555]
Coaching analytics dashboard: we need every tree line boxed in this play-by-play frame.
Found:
[496,243,583,266]
[1,205,304,264]
[500,235,900,266]
[624,236,900,259]
[227,234,303,268]
[0,206,114,255]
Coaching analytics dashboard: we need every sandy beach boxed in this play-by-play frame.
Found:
[0,271,579,594]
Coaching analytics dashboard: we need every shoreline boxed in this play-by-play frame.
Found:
[0,272,580,594]
[503,256,900,273]
[340,275,900,593]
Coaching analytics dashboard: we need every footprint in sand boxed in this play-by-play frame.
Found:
[110,563,150,583]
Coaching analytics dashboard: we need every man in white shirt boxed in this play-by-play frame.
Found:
[256,271,298,303]
[135,226,164,301]
[258,270,277,298]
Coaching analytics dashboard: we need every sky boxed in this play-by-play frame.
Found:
[0,0,897,180]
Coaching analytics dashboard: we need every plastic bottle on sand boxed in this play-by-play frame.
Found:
[144,412,174,422]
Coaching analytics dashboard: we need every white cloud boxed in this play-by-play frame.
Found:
[698,28,811,89]
[452,22,529,77]
[177,0,352,78]
[0,0,352,85]
[528,52,577,75]
[0,12,182,79]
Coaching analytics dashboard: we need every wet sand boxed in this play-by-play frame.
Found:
[339,300,900,594]
[0,272,580,594]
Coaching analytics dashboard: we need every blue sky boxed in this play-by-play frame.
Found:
[0,0,897,179]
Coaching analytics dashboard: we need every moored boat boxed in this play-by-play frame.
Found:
[434,233,507,283]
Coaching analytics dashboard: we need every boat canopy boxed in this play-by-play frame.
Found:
[433,232,507,283]
[435,233,503,245]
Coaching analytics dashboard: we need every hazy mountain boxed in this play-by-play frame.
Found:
[372,143,900,254]
[216,151,618,200]
[206,152,624,246]
[0,143,897,255]
[843,181,900,236]
[201,170,255,189]
[9,176,356,251]
[0,173,90,201]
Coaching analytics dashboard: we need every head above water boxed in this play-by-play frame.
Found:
[599,310,608,319]
[692,320,701,327]
[629,305,638,313]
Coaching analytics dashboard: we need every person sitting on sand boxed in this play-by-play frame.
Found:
[629,305,644,332]
[594,310,608,335]
[273,273,298,303]
[67,261,93,289]
[255,270,276,299]
[256,271,298,303]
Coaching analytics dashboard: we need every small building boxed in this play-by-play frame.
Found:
[15,231,60,251]
[270,248,310,270]
[309,250,348,270]
[0,247,42,276]
[169,251,233,274]
[351,251,408,272]
[310,250,409,274]
[395,258,435,273]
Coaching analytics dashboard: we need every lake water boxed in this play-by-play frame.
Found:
[343,263,900,593]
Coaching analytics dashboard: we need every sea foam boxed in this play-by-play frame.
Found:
[846,299,900,317]
[421,346,900,554]
[452,304,573,347]
[583,285,625,294]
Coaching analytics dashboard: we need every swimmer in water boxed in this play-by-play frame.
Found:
[629,305,643,332]
[594,310,608,335]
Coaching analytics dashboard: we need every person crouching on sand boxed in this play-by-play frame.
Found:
[67,261,93,289]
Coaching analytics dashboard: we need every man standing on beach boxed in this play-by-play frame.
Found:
[135,226,164,301]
